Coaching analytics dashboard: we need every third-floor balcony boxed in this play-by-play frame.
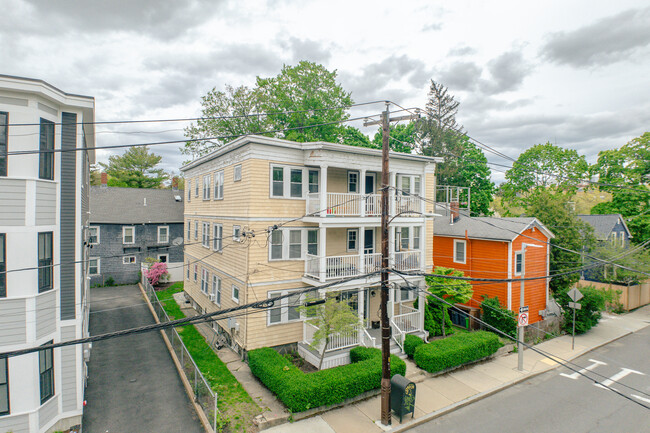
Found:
[304,250,422,282]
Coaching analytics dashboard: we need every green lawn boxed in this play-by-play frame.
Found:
[156,284,261,432]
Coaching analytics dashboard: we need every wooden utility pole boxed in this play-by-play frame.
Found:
[365,104,420,426]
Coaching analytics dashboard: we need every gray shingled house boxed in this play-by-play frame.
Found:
[89,186,184,285]
[577,214,632,248]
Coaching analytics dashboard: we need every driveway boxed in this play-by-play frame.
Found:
[82,285,204,433]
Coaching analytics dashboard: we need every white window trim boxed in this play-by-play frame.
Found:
[194,221,199,241]
[213,223,223,252]
[157,254,169,263]
[347,229,358,252]
[611,231,617,244]
[398,285,417,303]
[268,228,316,261]
[186,260,191,280]
[453,239,466,264]
[187,180,191,201]
[269,165,309,199]
[267,289,303,325]
[203,175,211,200]
[123,255,136,265]
[214,170,224,200]
[514,251,523,276]
[88,226,100,245]
[193,264,198,282]
[234,164,242,182]
[620,233,625,247]
[201,268,209,295]
[157,226,169,244]
[123,226,135,245]
[212,275,221,306]
[233,225,241,242]
[347,170,359,193]
[89,257,100,275]
[232,284,240,304]
[202,222,210,248]
[195,177,199,197]
[187,220,191,240]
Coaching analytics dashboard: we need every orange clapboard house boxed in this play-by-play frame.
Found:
[432,211,554,325]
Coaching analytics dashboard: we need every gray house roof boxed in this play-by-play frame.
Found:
[577,214,632,241]
[90,187,184,224]
[434,214,554,242]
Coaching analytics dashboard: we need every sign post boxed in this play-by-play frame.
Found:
[567,288,583,350]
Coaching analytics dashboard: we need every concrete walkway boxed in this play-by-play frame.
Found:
[174,293,289,428]
[266,306,650,433]
[82,285,203,433]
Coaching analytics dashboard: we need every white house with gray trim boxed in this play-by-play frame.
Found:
[0,75,94,433]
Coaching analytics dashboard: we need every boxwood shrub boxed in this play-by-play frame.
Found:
[248,346,406,412]
[413,331,502,373]
[404,334,425,358]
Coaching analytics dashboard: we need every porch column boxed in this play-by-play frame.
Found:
[389,171,397,217]
[420,223,426,272]
[388,282,394,319]
[389,225,395,268]
[319,165,328,217]
[319,226,326,282]
[420,169,427,215]
[358,288,365,344]
[358,226,365,274]
[418,281,425,332]
[360,168,367,217]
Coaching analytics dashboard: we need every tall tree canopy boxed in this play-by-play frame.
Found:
[417,79,465,159]
[591,132,650,244]
[371,122,417,153]
[183,62,353,158]
[500,142,589,211]
[98,146,168,188]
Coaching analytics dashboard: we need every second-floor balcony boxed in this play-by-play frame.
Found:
[304,250,422,282]
[306,192,424,219]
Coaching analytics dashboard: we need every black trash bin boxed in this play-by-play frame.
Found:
[390,374,416,422]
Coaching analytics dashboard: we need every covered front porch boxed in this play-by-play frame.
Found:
[297,283,428,369]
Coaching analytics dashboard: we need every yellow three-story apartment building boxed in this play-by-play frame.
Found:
[181,135,440,368]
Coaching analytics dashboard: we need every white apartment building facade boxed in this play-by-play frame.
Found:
[0,75,95,432]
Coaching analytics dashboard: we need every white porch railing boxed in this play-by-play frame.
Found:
[305,193,382,217]
[303,322,359,352]
[305,253,383,280]
[396,194,421,216]
[389,319,405,352]
[393,307,420,333]
[307,192,320,214]
[361,328,377,348]
[394,250,421,271]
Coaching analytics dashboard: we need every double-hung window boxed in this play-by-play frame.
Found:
[186,260,191,280]
[187,220,192,240]
[232,285,240,304]
[202,223,210,247]
[413,227,421,250]
[0,234,5,298]
[158,226,169,244]
[348,171,359,193]
[201,269,209,294]
[123,227,135,244]
[611,232,617,245]
[234,164,242,182]
[271,165,310,198]
[514,251,523,275]
[268,290,302,325]
[211,275,221,305]
[39,343,54,404]
[398,174,421,196]
[270,230,283,260]
[213,224,223,251]
[38,232,53,293]
[0,358,8,415]
[123,256,136,264]
[289,230,302,259]
[233,225,241,242]
[0,111,7,177]
[347,229,358,252]
[272,167,284,197]
[88,226,99,245]
[187,181,191,201]
[453,239,466,264]
[399,284,416,302]
[194,221,199,240]
[269,228,312,260]
[307,230,318,255]
[88,258,99,275]
[39,119,54,180]
[195,178,199,197]
[214,170,224,199]
[203,175,211,200]
[400,227,410,251]
[308,170,319,193]
[290,169,303,197]
[193,264,198,282]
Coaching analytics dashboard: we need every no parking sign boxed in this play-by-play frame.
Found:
[518,306,529,327]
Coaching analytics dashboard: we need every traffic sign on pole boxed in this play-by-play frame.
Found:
[568,301,582,310]
[568,288,583,302]
[518,312,529,327]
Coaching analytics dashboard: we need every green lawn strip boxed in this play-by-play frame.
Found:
[155,285,261,431]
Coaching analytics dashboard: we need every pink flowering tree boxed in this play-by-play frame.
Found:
[145,262,169,286]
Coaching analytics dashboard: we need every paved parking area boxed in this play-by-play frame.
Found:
[82,285,203,433]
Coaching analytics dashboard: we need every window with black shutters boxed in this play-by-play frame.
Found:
[39,119,54,180]
[0,112,7,177]
[38,232,53,293]
[39,342,54,404]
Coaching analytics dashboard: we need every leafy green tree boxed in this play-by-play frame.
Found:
[340,126,377,149]
[424,267,473,337]
[416,80,465,159]
[501,142,589,211]
[480,296,517,339]
[588,242,650,285]
[527,191,595,293]
[98,146,168,189]
[591,132,650,244]
[183,85,268,158]
[556,285,605,334]
[299,296,360,370]
[371,122,417,153]
[256,61,353,143]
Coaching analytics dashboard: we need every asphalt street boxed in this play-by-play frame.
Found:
[81,285,203,433]
[411,325,650,433]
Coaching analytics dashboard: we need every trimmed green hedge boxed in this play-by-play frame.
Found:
[248,346,406,412]
[413,331,502,373]
[404,334,425,358]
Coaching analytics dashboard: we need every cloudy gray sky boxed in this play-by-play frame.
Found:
[2,0,649,182]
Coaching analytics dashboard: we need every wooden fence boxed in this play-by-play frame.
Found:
[578,279,650,311]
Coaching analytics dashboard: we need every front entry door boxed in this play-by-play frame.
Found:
[365,174,377,215]
[364,228,374,254]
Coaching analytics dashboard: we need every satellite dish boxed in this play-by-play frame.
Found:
[172,237,184,246]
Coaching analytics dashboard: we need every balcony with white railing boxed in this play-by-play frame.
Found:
[394,250,421,272]
[302,322,359,353]
[306,192,381,217]
[305,253,382,281]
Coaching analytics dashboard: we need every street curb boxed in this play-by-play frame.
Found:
[388,324,647,432]
[138,283,213,433]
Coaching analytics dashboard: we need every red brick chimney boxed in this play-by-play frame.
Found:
[100,172,108,187]
[450,201,460,223]
[172,176,179,190]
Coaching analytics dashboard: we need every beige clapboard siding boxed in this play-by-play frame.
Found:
[425,172,436,272]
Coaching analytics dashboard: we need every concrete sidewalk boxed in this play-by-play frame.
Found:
[266,306,650,433]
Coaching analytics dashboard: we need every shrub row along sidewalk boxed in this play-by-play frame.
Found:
[248,346,406,413]
[407,331,503,373]
[156,285,261,432]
